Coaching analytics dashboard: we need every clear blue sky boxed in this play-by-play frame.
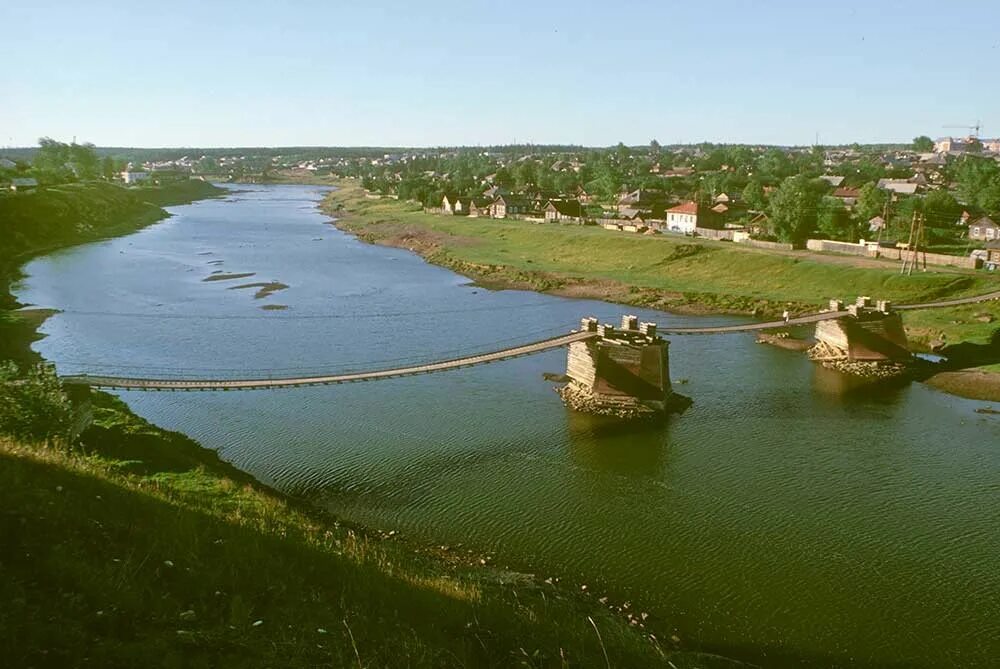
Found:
[2,0,998,148]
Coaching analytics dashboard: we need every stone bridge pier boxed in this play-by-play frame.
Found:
[559,315,690,418]
[808,297,912,377]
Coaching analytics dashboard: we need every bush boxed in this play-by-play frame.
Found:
[0,361,74,442]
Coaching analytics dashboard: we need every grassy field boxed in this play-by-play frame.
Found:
[323,182,1000,352]
[0,394,744,669]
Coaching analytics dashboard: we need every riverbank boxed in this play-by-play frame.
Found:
[0,183,749,667]
[321,181,1000,399]
[0,179,225,363]
[5,400,733,668]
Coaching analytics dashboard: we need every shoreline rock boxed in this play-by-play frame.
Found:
[556,383,692,420]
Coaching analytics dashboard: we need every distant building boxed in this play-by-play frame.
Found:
[441,193,464,214]
[122,170,150,184]
[543,199,583,222]
[819,175,846,187]
[9,177,38,192]
[969,216,1000,242]
[0,158,16,170]
[482,185,509,199]
[466,198,492,218]
[868,216,886,232]
[934,136,1000,154]
[489,195,530,219]
[832,187,861,206]
[876,179,918,196]
[665,201,701,234]
[617,189,646,207]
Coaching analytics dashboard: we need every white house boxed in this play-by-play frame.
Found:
[121,170,150,184]
[9,177,38,192]
[665,201,700,234]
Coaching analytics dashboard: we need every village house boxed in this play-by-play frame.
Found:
[9,177,38,192]
[714,192,736,205]
[868,216,886,233]
[489,195,531,219]
[819,175,846,187]
[876,179,918,196]
[968,216,1000,242]
[543,199,584,222]
[466,198,492,218]
[617,189,645,207]
[832,187,861,207]
[574,185,593,204]
[121,170,149,184]
[442,193,473,215]
[665,201,702,234]
[482,184,509,200]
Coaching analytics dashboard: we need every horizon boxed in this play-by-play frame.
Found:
[3,0,999,147]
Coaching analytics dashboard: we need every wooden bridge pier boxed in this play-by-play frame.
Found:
[559,315,691,418]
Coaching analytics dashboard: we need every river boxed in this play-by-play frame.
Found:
[15,184,1000,667]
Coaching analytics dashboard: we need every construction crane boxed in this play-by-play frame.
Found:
[942,121,982,137]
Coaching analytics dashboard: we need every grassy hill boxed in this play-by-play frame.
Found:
[0,180,222,268]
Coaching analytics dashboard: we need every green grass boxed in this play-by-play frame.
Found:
[0,393,744,668]
[325,183,1000,349]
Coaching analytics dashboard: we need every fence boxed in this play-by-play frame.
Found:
[695,227,736,241]
[737,238,796,251]
[806,239,981,269]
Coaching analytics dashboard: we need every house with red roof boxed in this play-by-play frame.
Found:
[665,201,702,234]
[831,187,861,207]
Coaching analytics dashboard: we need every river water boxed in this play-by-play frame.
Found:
[16,184,1000,667]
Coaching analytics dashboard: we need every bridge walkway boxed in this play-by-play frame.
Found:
[60,289,1000,391]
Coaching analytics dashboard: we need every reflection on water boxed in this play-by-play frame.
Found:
[566,412,668,477]
[15,184,1000,668]
[811,364,912,402]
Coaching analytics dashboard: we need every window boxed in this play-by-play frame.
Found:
[973,227,980,236]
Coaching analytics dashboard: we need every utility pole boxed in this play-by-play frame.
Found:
[875,194,891,248]
[901,211,919,275]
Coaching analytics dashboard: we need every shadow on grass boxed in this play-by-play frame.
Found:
[0,449,692,669]
[912,330,1000,382]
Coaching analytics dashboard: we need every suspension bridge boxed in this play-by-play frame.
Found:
[58,289,1000,392]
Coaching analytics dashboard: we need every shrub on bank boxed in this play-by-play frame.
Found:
[0,362,73,443]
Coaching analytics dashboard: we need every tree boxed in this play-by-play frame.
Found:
[912,136,934,152]
[767,175,821,243]
[514,160,537,192]
[741,179,767,211]
[955,155,1000,213]
[32,137,100,182]
[817,196,852,240]
[614,142,630,162]
[755,148,794,183]
[68,142,100,179]
[101,156,118,180]
[853,183,888,227]
[649,139,661,156]
[922,190,962,228]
